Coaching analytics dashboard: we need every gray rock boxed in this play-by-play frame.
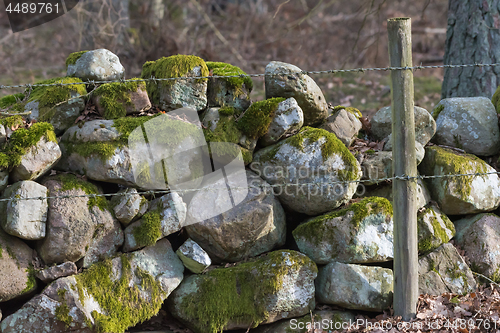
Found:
[10,135,61,182]
[110,188,148,226]
[123,192,186,252]
[293,197,393,264]
[260,97,304,146]
[251,127,361,216]
[0,228,37,302]
[93,81,151,119]
[419,243,476,296]
[419,146,500,215]
[319,107,363,147]
[1,239,184,333]
[251,310,356,333]
[0,181,47,240]
[382,134,426,163]
[316,262,393,312]
[371,106,436,146]
[361,151,393,185]
[141,55,208,112]
[61,119,120,143]
[265,61,328,126]
[432,97,500,156]
[0,170,8,192]
[35,262,77,283]
[67,49,125,81]
[454,213,500,281]
[176,238,211,274]
[0,124,6,143]
[168,250,317,333]
[418,203,455,254]
[185,171,286,263]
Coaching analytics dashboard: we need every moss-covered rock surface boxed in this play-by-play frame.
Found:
[417,203,455,254]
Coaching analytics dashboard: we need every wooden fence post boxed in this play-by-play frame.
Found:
[387,17,418,321]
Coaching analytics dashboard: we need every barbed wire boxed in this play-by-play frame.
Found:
[1,170,498,203]
[1,62,499,90]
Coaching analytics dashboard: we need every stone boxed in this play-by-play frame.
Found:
[319,106,363,147]
[371,105,436,146]
[37,175,123,265]
[92,81,151,119]
[432,97,500,156]
[141,55,208,112]
[185,170,286,263]
[0,169,8,192]
[1,239,184,333]
[251,310,356,333]
[418,243,476,296]
[206,61,252,113]
[418,203,455,254]
[0,228,37,302]
[361,151,393,185]
[265,61,328,126]
[251,127,361,216]
[293,197,393,264]
[123,192,187,252]
[110,188,148,226]
[382,134,426,162]
[10,135,62,182]
[0,124,6,143]
[66,49,125,81]
[454,213,500,281]
[35,262,78,284]
[167,250,317,333]
[419,146,500,215]
[0,180,48,240]
[23,77,87,135]
[315,262,393,312]
[260,97,304,146]
[176,238,211,274]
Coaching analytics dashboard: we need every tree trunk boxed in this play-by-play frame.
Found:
[442,0,500,98]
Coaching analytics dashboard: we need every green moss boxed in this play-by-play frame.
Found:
[331,105,362,118]
[0,115,24,129]
[74,254,164,333]
[424,146,488,200]
[365,149,375,155]
[0,93,25,109]
[132,208,162,248]
[447,263,470,294]
[55,289,73,328]
[1,122,56,169]
[432,104,444,119]
[141,55,208,105]
[180,250,315,333]
[206,61,253,92]
[21,264,36,293]
[0,247,2,258]
[54,174,108,211]
[293,197,393,245]
[219,106,235,116]
[491,268,500,283]
[236,98,284,139]
[93,79,145,119]
[65,51,88,68]
[418,206,454,254]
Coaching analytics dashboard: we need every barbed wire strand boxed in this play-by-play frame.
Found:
[1,170,499,203]
[0,62,499,90]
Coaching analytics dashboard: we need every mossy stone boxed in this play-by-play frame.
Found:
[93,79,147,119]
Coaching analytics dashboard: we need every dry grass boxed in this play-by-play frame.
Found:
[0,0,448,116]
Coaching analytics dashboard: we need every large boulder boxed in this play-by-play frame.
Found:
[418,243,476,296]
[123,192,187,252]
[371,106,436,146]
[265,61,328,125]
[293,197,393,264]
[419,146,500,215]
[319,106,363,147]
[167,250,317,333]
[185,170,286,263]
[92,80,151,119]
[141,55,208,111]
[206,61,252,113]
[0,180,47,240]
[37,174,123,266]
[454,213,500,281]
[7,123,61,182]
[23,77,87,135]
[316,262,393,312]
[0,229,37,302]
[417,203,455,254]
[432,97,500,156]
[1,239,184,333]
[66,49,125,81]
[251,127,361,215]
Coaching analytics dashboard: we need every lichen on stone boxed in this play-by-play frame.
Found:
[65,50,89,69]
[93,79,145,119]
[417,205,455,254]
[55,289,73,328]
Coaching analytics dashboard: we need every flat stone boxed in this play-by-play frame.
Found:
[35,262,78,283]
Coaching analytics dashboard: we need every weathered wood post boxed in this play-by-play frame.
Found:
[387,17,418,321]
